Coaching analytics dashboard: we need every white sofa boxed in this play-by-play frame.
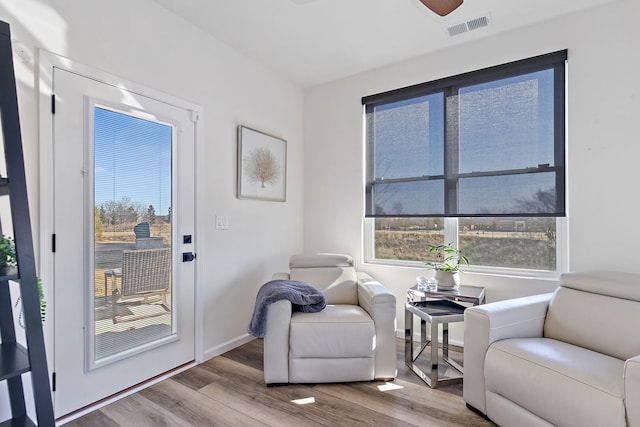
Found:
[464,271,640,427]
[263,253,397,385]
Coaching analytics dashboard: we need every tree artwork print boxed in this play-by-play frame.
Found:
[237,126,286,201]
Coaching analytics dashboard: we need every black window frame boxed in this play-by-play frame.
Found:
[363,50,567,218]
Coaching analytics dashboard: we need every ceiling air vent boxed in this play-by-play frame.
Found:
[447,23,468,36]
[447,15,490,37]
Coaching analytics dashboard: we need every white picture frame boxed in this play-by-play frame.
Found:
[237,125,287,202]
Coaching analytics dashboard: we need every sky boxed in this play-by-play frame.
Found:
[94,107,172,216]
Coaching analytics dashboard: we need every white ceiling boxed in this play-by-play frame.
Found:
[152,0,618,87]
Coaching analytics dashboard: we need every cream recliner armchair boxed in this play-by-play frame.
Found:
[263,253,397,385]
[464,271,640,427]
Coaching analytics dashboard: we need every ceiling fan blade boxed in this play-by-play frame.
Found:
[418,0,464,16]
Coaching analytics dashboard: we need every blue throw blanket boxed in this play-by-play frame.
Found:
[248,279,327,337]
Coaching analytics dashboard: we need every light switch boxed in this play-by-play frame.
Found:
[215,215,229,230]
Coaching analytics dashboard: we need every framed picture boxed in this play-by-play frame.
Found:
[237,125,287,201]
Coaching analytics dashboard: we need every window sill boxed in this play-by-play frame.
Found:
[363,258,562,281]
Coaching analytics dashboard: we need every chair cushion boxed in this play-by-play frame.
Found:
[486,338,626,427]
[289,253,358,304]
[290,267,358,305]
[289,305,375,359]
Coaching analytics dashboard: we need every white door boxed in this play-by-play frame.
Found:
[52,67,196,416]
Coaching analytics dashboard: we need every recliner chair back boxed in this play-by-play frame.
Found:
[544,271,640,360]
[289,253,358,305]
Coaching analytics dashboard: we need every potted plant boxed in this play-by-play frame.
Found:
[425,243,470,289]
[0,235,16,273]
[1,235,47,323]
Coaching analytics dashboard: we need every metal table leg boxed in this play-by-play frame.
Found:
[404,304,463,388]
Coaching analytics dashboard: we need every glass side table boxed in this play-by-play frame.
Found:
[405,284,485,388]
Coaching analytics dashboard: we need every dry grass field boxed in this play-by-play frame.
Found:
[97,223,171,244]
[375,230,556,270]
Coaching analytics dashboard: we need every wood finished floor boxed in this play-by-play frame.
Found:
[64,338,494,426]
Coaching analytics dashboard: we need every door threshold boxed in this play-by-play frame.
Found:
[55,360,196,425]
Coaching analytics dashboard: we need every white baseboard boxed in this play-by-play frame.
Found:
[203,333,256,361]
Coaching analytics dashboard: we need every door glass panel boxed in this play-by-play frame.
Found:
[93,106,174,365]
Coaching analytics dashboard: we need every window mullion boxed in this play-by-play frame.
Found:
[444,217,458,248]
[444,86,459,216]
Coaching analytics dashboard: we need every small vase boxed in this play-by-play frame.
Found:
[435,270,460,289]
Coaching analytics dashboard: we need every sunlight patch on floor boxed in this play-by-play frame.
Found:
[377,383,404,392]
[291,397,316,405]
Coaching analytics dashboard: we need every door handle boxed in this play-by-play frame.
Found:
[182,252,196,262]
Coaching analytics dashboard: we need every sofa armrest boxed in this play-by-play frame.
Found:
[263,299,292,384]
[463,292,553,414]
[272,272,290,280]
[625,355,640,426]
[357,274,397,380]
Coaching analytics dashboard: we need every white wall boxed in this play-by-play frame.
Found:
[303,0,640,337]
[3,0,639,419]
[0,0,303,417]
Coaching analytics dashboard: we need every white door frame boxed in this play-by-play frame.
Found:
[37,50,205,400]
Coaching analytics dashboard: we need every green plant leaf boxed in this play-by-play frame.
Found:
[424,242,470,272]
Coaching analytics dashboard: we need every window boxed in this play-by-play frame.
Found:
[363,51,567,274]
